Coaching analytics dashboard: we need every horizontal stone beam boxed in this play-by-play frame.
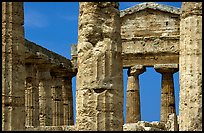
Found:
[71,37,179,68]
[25,39,76,77]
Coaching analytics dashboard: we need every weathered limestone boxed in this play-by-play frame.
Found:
[38,66,52,126]
[126,65,146,123]
[123,121,166,131]
[120,2,180,67]
[24,39,75,128]
[154,64,178,123]
[2,2,26,130]
[179,2,202,131]
[165,113,178,131]
[76,2,124,131]
[25,63,39,128]
[62,77,74,125]
[26,125,76,131]
[51,73,63,126]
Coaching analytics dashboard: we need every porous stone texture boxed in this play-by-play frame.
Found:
[179,2,202,131]
[62,77,74,126]
[24,40,75,128]
[121,2,180,67]
[2,2,26,130]
[126,65,146,123]
[154,64,178,123]
[25,64,39,128]
[76,2,124,131]
[38,67,52,126]
[123,121,166,131]
[26,125,77,131]
[165,113,178,131]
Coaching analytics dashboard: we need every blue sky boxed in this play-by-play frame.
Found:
[24,2,182,123]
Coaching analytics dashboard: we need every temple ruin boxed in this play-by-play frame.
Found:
[2,2,202,131]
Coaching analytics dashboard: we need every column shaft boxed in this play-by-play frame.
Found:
[25,64,39,128]
[51,76,63,126]
[126,65,145,123]
[2,2,25,130]
[154,64,178,123]
[62,77,74,125]
[179,2,202,131]
[25,77,33,127]
[38,68,52,126]
[160,73,176,123]
[76,2,123,131]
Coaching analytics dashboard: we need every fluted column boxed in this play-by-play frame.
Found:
[25,64,39,128]
[179,2,202,131]
[2,2,25,131]
[38,66,52,126]
[51,72,63,126]
[62,76,74,125]
[154,64,178,123]
[76,2,123,131]
[126,65,146,123]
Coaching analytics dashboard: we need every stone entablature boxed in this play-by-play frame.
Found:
[25,39,76,76]
[121,2,180,67]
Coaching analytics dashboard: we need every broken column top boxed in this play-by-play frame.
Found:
[128,65,146,76]
[120,2,180,18]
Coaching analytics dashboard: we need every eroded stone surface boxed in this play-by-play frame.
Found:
[179,2,202,131]
[154,64,178,123]
[2,2,26,131]
[76,2,124,131]
[165,113,178,131]
[123,121,166,131]
[126,65,146,123]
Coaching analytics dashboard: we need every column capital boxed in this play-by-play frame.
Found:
[128,65,146,76]
[154,64,178,74]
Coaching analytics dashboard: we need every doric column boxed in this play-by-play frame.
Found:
[2,2,25,130]
[154,64,178,123]
[51,72,63,126]
[62,76,74,125]
[179,2,202,131]
[76,2,123,131]
[25,63,39,128]
[38,66,52,126]
[126,65,146,123]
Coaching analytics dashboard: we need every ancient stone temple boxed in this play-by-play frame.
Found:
[2,2,202,131]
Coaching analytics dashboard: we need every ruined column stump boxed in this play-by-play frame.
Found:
[179,2,202,131]
[126,65,146,123]
[154,64,178,123]
[76,2,124,131]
